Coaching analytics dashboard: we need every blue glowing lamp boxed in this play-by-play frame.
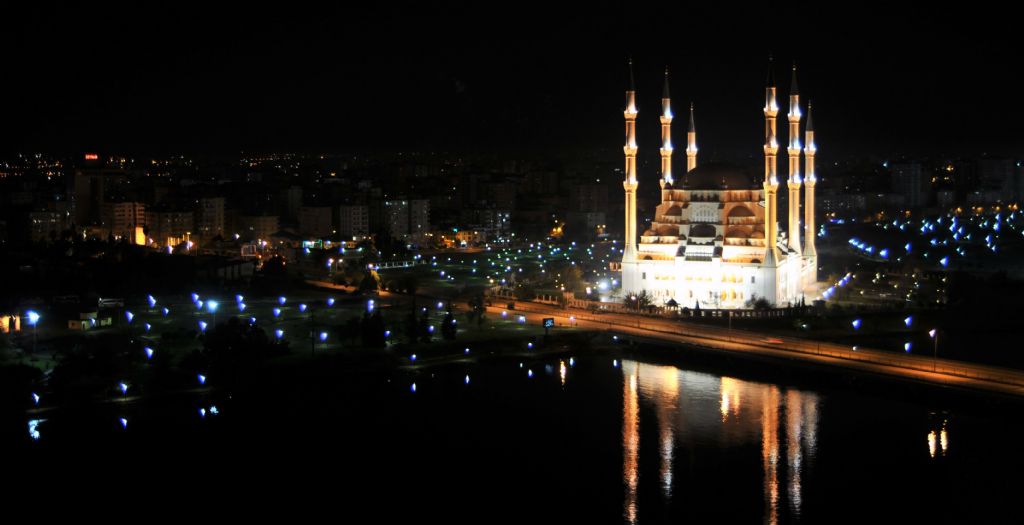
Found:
[326,297,335,307]
[125,311,134,323]
[278,296,286,305]
[197,374,206,385]
[145,347,154,359]
[147,295,157,308]
[273,308,281,317]
[904,316,913,327]
[26,310,40,326]
[275,329,284,339]
[198,320,207,332]
[299,303,307,313]
[319,331,328,342]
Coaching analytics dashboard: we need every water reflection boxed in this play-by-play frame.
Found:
[623,366,639,524]
[622,360,820,523]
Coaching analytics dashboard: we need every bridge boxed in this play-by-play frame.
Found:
[487,301,1024,397]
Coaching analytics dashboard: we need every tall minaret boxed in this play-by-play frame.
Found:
[622,59,639,264]
[763,56,780,266]
[786,63,803,254]
[686,102,698,173]
[803,101,818,284]
[659,67,674,189]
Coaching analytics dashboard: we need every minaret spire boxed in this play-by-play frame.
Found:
[762,54,780,267]
[803,100,818,284]
[686,102,697,173]
[622,58,639,265]
[786,61,803,255]
[659,67,674,188]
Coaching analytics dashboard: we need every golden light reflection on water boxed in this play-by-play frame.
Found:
[622,360,819,523]
[623,362,639,525]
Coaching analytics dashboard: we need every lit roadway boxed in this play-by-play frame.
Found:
[485,302,1024,397]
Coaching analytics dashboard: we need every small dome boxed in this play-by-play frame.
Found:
[656,224,677,236]
[727,205,755,218]
[663,205,682,217]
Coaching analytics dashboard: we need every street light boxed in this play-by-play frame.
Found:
[207,300,219,326]
[929,329,939,371]
[26,310,40,353]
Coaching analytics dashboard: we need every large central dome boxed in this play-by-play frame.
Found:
[681,162,758,190]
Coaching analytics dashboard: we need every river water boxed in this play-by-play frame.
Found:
[15,349,1022,522]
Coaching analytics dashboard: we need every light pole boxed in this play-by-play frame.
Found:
[929,328,939,372]
[207,300,219,327]
[26,310,40,354]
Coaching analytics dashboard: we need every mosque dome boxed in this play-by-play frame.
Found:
[682,162,758,190]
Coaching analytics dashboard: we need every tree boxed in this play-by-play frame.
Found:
[625,290,653,311]
[441,311,457,341]
[418,311,432,343]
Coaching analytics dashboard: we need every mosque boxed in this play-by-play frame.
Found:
[618,58,819,308]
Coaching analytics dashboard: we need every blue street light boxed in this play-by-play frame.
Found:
[235,294,244,304]
[904,316,913,327]
[197,374,206,385]
[119,382,129,395]
[319,331,328,342]
[299,303,308,313]
[26,310,40,326]
[147,295,157,308]
[275,329,284,339]
[120,418,128,429]
[144,347,154,359]
[191,293,200,302]
[162,307,170,316]
[207,300,219,313]
[198,320,208,332]
[278,296,287,305]
[238,303,246,312]
[125,311,134,323]
[144,323,151,332]
[326,297,335,307]
[273,308,282,318]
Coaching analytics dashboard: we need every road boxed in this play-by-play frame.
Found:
[488,301,1024,397]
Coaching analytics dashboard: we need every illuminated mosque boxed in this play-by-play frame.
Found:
[618,58,819,307]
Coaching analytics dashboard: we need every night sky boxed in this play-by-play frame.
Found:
[1,5,1019,159]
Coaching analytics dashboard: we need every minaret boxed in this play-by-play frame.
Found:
[622,59,639,264]
[686,102,698,173]
[803,101,818,284]
[763,56,780,266]
[786,63,802,254]
[659,67,674,189]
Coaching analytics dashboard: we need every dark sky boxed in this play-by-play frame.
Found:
[1,4,1019,159]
